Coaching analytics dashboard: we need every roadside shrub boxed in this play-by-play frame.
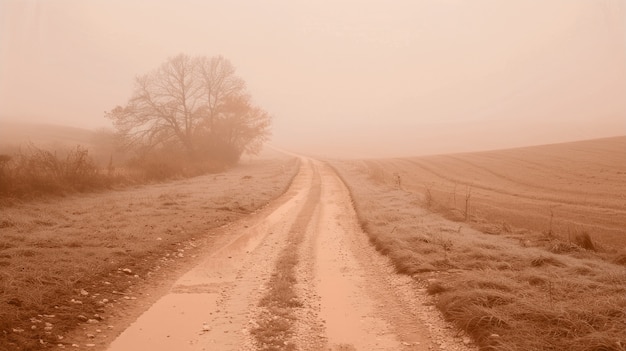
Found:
[198,139,241,167]
[126,146,226,182]
[0,141,236,200]
[573,231,595,251]
[0,144,115,198]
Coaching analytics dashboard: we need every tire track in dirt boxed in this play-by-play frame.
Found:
[106,158,317,351]
[291,161,474,351]
[312,161,428,350]
[105,157,474,351]
[249,161,321,350]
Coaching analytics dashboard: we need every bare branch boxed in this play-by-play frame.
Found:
[105,54,271,165]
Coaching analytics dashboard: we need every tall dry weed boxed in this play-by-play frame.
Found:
[0,144,113,198]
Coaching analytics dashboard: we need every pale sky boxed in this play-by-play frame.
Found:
[1,0,625,157]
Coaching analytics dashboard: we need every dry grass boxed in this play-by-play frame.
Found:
[329,137,626,351]
[0,144,120,199]
[0,142,237,201]
[362,136,626,249]
[0,154,299,350]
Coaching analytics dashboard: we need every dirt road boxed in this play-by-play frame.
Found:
[105,158,473,351]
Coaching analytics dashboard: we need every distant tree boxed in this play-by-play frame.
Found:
[196,55,246,134]
[106,54,271,166]
[211,94,272,160]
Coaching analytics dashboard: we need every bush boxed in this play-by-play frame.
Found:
[573,231,595,251]
[0,144,114,198]
[0,142,236,200]
[125,144,227,181]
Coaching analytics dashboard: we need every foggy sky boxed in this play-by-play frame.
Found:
[1,0,625,157]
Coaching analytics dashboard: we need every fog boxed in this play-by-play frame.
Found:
[1,0,625,157]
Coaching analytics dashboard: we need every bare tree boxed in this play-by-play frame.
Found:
[107,54,203,154]
[196,55,246,134]
[106,54,271,165]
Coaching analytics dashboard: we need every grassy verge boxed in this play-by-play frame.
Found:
[251,167,321,351]
[0,156,299,350]
[329,160,626,351]
[0,143,239,201]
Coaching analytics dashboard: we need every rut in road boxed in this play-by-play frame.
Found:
[106,158,473,351]
[106,158,318,350]
[287,161,444,351]
[250,159,322,349]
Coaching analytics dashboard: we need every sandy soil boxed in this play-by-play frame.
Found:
[93,158,473,351]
